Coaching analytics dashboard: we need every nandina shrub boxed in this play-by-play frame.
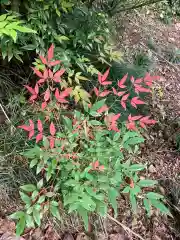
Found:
[10,45,172,236]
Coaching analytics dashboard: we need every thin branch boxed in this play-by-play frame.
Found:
[0,103,11,123]
[107,214,145,240]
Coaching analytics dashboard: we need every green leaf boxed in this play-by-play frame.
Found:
[13,25,36,33]
[63,116,72,131]
[0,14,7,21]
[26,214,35,228]
[89,111,101,117]
[147,192,164,200]
[21,44,36,50]
[89,120,102,126]
[91,99,106,112]
[108,188,118,217]
[45,192,55,198]
[33,208,41,226]
[19,191,31,204]
[9,211,25,220]
[122,186,130,193]
[50,204,61,220]
[129,164,145,172]
[96,201,107,217]
[126,137,144,145]
[123,131,139,143]
[130,185,141,195]
[113,132,121,141]
[78,207,89,231]
[9,29,17,42]
[37,195,45,204]
[37,179,43,189]
[143,198,151,217]
[138,179,158,187]
[20,184,36,192]
[150,199,172,217]
[130,192,137,213]
[50,201,59,207]
[16,215,25,236]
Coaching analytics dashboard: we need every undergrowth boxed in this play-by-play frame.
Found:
[9,45,172,236]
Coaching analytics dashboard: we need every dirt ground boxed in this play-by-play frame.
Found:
[0,8,180,240]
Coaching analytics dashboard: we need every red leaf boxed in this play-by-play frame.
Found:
[135,78,143,84]
[131,97,145,108]
[101,68,110,82]
[43,69,48,79]
[36,133,43,143]
[99,165,105,171]
[140,116,156,125]
[117,91,126,97]
[140,121,146,129]
[98,72,102,84]
[134,84,151,93]
[37,79,45,84]
[112,113,121,122]
[49,137,55,149]
[34,84,39,95]
[54,69,65,78]
[112,87,118,95]
[59,88,72,98]
[48,44,54,61]
[29,94,37,102]
[97,105,109,114]
[44,89,50,102]
[48,69,53,79]
[94,87,99,96]
[18,125,31,131]
[24,85,35,95]
[92,160,99,169]
[58,98,69,103]
[128,114,142,121]
[110,121,119,132]
[49,60,61,67]
[126,121,137,131]
[41,102,47,110]
[29,119,34,130]
[122,93,129,101]
[28,129,34,139]
[101,81,112,86]
[50,122,56,136]
[39,55,48,65]
[99,90,110,97]
[118,73,128,88]
[32,67,43,78]
[121,100,126,110]
[37,119,43,132]
[55,88,60,100]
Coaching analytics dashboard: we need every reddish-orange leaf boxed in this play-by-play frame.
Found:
[134,84,151,93]
[126,121,137,131]
[59,88,72,98]
[32,67,43,78]
[97,105,109,114]
[140,121,146,129]
[118,73,128,88]
[117,91,126,97]
[50,122,56,136]
[34,84,39,95]
[48,44,54,61]
[55,88,60,100]
[24,85,35,95]
[111,113,121,122]
[36,133,43,143]
[28,129,34,139]
[48,69,53,79]
[39,55,48,65]
[130,76,135,83]
[37,78,45,84]
[29,94,37,102]
[49,137,55,149]
[101,68,110,82]
[121,100,126,110]
[37,119,43,132]
[135,78,143,84]
[129,179,134,188]
[128,114,142,121]
[101,81,112,86]
[131,97,145,108]
[112,87,118,95]
[49,60,61,67]
[122,93,129,101]
[99,90,110,97]
[29,119,34,130]
[54,69,66,78]
[44,89,50,102]
[41,101,47,110]
[94,87,99,96]
[18,125,31,131]
[99,165,105,171]
[140,116,156,125]
[43,69,48,79]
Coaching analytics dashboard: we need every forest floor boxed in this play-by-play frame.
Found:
[0,8,180,240]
